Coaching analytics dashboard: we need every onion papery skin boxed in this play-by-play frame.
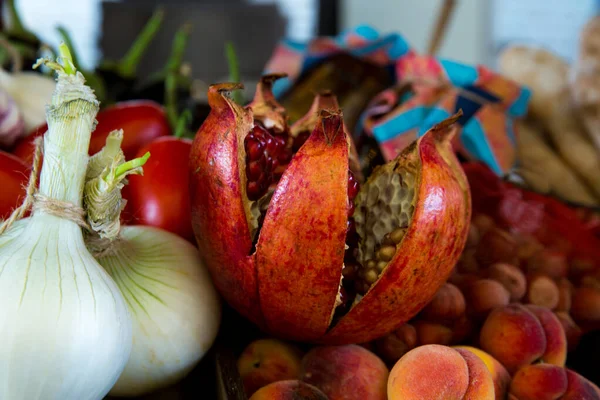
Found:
[98,226,222,397]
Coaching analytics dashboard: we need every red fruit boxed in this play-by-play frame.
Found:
[124,136,193,242]
[189,77,471,344]
[12,100,170,164]
[0,150,29,219]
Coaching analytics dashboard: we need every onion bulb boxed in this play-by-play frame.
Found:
[0,44,132,399]
[95,226,222,397]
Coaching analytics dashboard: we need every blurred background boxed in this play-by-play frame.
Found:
[8,0,600,83]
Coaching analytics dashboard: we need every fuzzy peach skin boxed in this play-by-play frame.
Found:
[419,283,466,322]
[248,380,328,400]
[387,344,494,400]
[479,304,566,374]
[509,364,600,400]
[237,339,303,396]
[454,346,510,400]
[300,344,388,400]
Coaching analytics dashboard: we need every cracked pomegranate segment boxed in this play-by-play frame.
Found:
[190,76,471,344]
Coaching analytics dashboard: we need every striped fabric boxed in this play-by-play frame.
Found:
[264,26,531,176]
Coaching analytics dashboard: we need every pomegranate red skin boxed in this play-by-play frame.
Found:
[323,118,471,344]
[124,136,194,242]
[0,150,29,219]
[189,83,264,326]
[190,82,471,344]
[12,100,170,164]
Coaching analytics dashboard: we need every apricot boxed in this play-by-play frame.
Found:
[374,324,417,364]
[465,224,480,248]
[387,344,493,400]
[463,279,510,318]
[525,274,560,310]
[487,263,527,301]
[571,286,600,324]
[476,227,518,266]
[248,380,328,400]
[300,345,388,400]
[237,339,303,396]
[454,346,510,400]
[479,304,566,374]
[526,249,568,279]
[413,320,453,346]
[420,283,466,322]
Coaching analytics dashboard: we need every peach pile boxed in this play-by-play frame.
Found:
[509,364,600,400]
[371,211,599,365]
[237,339,303,397]
[387,344,495,400]
[248,380,328,400]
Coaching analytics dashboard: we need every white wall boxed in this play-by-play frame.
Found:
[341,0,489,65]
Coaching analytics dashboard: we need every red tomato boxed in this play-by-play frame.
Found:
[12,100,170,164]
[0,150,29,219]
[124,136,194,243]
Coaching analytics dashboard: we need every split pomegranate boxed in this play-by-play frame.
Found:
[189,75,471,344]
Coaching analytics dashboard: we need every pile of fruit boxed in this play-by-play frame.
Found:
[1,2,600,399]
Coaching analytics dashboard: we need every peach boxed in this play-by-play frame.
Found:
[571,286,600,324]
[523,305,567,367]
[487,262,527,301]
[454,346,510,400]
[420,283,466,322]
[563,369,600,400]
[515,234,544,263]
[237,339,303,396]
[480,304,567,374]
[479,304,546,374]
[448,271,479,291]
[525,274,560,310]
[248,380,328,400]
[300,345,388,400]
[454,348,496,399]
[374,324,417,364]
[387,344,494,400]
[465,224,480,248]
[556,278,573,312]
[414,320,453,346]
[554,311,582,352]
[509,364,568,400]
[476,227,518,266]
[457,248,480,274]
[525,250,568,279]
[472,214,495,235]
[463,279,510,318]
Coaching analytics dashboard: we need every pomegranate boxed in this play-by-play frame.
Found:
[189,75,471,344]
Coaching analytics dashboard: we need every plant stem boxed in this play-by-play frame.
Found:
[115,151,150,178]
[174,110,192,138]
[36,44,99,206]
[56,26,81,71]
[118,8,164,78]
[225,41,244,105]
[164,23,192,133]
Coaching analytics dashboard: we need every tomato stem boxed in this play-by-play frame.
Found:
[225,41,244,105]
[118,8,164,78]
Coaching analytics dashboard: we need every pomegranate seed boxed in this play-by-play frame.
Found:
[245,136,264,160]
[247,159,265,181]
[347,170,360,201]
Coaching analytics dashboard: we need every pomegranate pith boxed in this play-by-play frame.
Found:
[190,76,471,344]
